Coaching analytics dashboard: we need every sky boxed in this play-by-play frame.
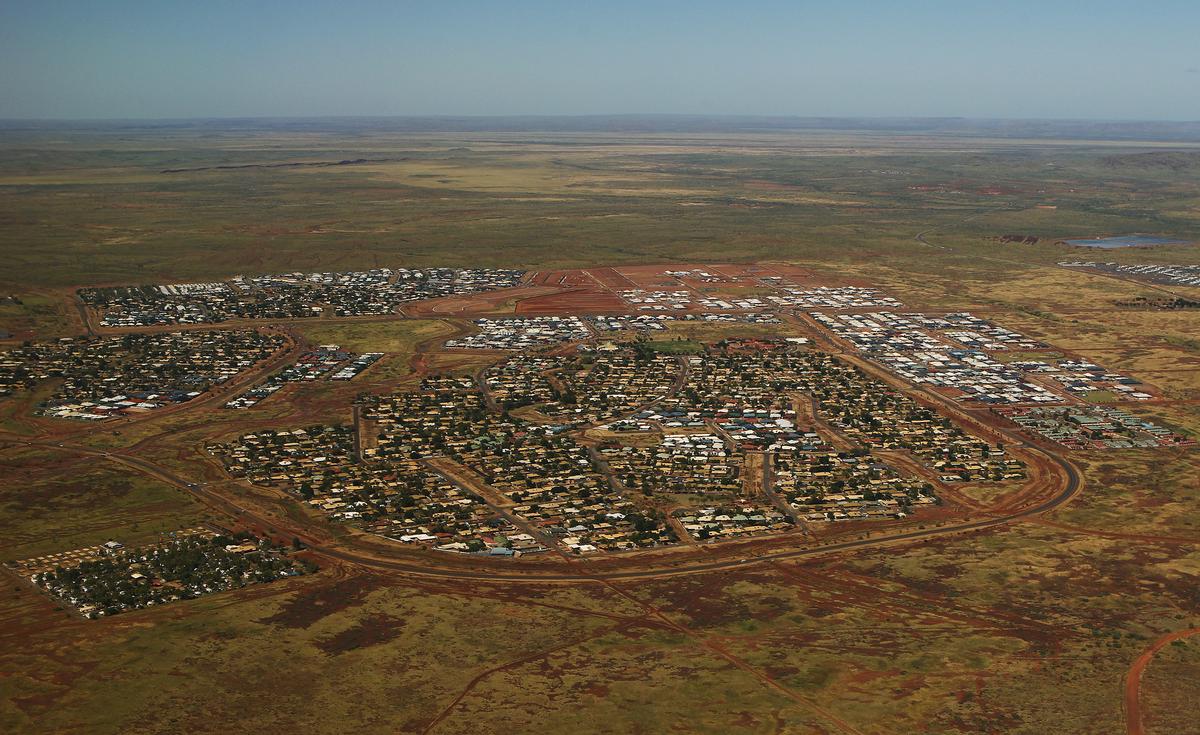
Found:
[1,0,1198,120]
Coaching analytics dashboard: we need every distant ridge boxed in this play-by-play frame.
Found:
[3,115,1200,142]
[159,157,401,174]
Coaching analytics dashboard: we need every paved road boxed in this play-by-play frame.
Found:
[73,296,96,336]
[0,437,1082,584]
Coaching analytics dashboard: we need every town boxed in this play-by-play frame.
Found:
[0,264,1184,563]
[1059,261,1200,288]
[3,28,1198,726]
[994,405,1193,450]
[811,310,1156,404]
[78,267,527,326]
[0,329,286,418]
[224,344,382,409]
[210,336,1025,556]
[15,529,312,618]
[445,316,592,350]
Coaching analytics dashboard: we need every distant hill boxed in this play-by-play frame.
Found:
[1101,151,1200,170]
[4,115,1200,142]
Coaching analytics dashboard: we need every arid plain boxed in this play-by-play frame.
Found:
[2,125,1200,734]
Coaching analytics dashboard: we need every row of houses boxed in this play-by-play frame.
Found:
[486,344,680,424]
[214,426,518,554]
[601,433,741,496]
[619,289,695,311]
[79,267,526,325]
[619,279,903,313]
[994,406,1194,450]
[624,290,836,314]
[590,314,675,332]
[220,377,677,555]
[589,341,1018,519]
[0,330,285,418]
[29,532,308,619]
[343,467,519,554]
[224,345,380,409]
[589,312,782,333]
[675,503,794,541]
[1059,261,1200,288]
[767,286,902,310]
[213,334,1030,557]
[367,378,677,552]
[775,451,935,522]
[625,343,1022,483]
[446,316,591,350]
[811,309,1166,412]
[455,430,677,552]
[812,311,1063,404]
[1033,359,1153,400]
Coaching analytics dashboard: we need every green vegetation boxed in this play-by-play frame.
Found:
[296,319,455,354]
[636,338,704,355]
[0,448,206,561]
[34,533,309,618]
[296,318,457,384]
[3,129,1200,303]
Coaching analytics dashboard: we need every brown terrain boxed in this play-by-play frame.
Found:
[3,261,1199,735]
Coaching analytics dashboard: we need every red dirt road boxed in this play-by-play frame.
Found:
[1124,626,1200,735]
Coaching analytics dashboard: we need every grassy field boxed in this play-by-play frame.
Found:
[296,319,455,354]
[0,446,207,561]
[1049,450,1200,538]
[640,338,705,355]
[1140,634,1200,735]
[296,318,458,386]
[4,522,1198,734]
[3,128,1200,301]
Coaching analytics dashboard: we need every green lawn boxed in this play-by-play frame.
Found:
[641,339,705,355]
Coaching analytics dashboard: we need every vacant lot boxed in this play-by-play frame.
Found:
[0,446,206,561]
[297,318,458,385]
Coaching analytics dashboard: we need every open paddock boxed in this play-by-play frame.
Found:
[514,288,627,315]
[530,269,595,288]
[404,286,557,317]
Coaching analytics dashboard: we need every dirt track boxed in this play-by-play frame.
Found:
[0,433,1086,585]
[1124,626,1200,735]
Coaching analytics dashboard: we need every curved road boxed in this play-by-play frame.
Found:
[2,437,1082,583]
[8,266,1087,584]
[1124,626,1200,735]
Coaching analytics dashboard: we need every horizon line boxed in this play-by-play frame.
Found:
[2,113,1200,124]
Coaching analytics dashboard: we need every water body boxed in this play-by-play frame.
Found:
[1064,235,1188,249]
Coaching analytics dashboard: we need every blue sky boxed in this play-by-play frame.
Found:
[1,0,1197,120]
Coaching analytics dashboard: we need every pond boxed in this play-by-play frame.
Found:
[1064,235,1188,249]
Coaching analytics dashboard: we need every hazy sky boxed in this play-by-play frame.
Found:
[2,0,1197,120]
